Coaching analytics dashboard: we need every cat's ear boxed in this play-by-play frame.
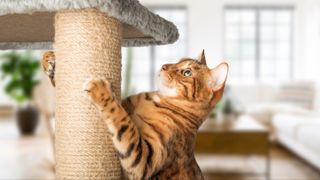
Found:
[209,62,229,107]
[198,49,207,65]
[210,62,229,91]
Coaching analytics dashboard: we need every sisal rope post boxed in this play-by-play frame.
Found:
[54,8,122,179]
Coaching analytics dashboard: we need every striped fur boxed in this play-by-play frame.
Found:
[42,51,228,180]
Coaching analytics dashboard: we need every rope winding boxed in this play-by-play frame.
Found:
[54,8,122,179]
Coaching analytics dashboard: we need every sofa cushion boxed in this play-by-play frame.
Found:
[273,113,320,151]
[247,103,312,126]
[273,113,306,138]
[296,123,320,153]
[276,81,315,110]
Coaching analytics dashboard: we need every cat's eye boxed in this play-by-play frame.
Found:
[182,69,192,77]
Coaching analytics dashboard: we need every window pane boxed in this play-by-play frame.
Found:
[178,26,187,41]
[226,10,241,24]
[121,47,151,95]
[242,60,255,76]
[260,25,274,40]
[225,8,293,82]
[241,11,255,25]
[171,10,186,23]
[260,9,292,81]
[241,41,255,58]
[276,11,292,24]
[229,60,241,76]
[154,10,171,19]
[224,9,257,81]
[134,75,151,92]
[276,25,290,41]
[225,41,240,59]
[226,24,240,40]
[241,25,256,40]
[260,10,275,24]
[260,60,274,76]
[275,42,290,59]
[275,60,290,79]
[260,42,274,59]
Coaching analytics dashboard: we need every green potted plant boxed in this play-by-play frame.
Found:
[0,51,40,135]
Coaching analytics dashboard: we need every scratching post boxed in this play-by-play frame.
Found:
[54,9,122,179]
[0,1,179,179]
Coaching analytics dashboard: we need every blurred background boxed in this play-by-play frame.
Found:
[1,0,320,179]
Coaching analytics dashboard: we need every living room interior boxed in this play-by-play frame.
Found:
[0,0,320,179]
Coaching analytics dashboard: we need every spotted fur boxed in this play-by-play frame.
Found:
[41,50,229,180]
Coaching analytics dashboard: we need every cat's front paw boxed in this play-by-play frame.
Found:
[84,78,113,105]
[41,51,56,86]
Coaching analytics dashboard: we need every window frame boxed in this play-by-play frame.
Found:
[223,6,295,81]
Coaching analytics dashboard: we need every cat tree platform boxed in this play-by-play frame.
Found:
[0,1,179,179]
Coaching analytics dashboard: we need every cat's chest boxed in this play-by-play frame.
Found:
[131,104,161,129]
[133,94,162,119]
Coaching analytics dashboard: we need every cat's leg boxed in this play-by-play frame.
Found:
[41,51,56,86]
[84,79,153,179]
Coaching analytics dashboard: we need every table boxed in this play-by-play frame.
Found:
[196,115,270,180]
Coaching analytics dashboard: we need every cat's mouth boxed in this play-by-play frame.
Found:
[157,74,177,97]
[159,71,174,86]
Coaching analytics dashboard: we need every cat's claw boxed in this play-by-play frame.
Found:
[84,78,113,104]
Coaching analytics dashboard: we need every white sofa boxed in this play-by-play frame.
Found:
[230,81,320,170]
[273,113,320,170]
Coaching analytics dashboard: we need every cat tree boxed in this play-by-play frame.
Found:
[0,1,178,179]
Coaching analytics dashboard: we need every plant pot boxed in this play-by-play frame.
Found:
[16,106,39,135]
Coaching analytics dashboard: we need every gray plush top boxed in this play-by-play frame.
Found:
[0,0,179,49]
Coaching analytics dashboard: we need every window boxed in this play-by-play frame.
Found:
[121,7,188,96]
[224,7,293,82]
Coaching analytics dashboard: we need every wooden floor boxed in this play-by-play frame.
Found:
[0,119,55,180]
[198,144,320,180]
[0,119,319,180]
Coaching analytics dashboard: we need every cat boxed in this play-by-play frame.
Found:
[41,50,229,180]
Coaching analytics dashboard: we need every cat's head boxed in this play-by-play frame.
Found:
[158,50,228,107]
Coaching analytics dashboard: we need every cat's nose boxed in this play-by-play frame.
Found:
[161,64,169,71]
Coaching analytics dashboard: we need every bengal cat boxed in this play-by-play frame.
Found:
[41,50,229,180]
